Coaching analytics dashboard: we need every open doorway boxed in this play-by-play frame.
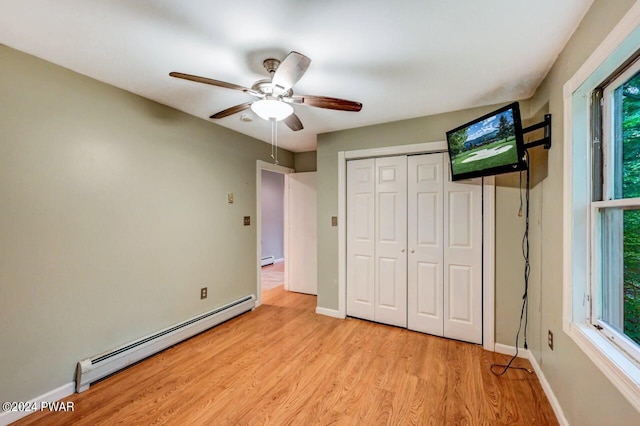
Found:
[256,161,293,307]
[260,169,285,293]
[256,160,318,307]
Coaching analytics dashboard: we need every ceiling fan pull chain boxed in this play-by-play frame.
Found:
[270,119,275,161]
[274,119,279,165]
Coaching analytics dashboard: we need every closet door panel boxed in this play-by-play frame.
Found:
[408,153,444,335]
[346,159,376,321]
[374,156,407,327]
[443,156,483,344]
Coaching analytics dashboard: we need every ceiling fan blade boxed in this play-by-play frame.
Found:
[295,94,363,112]
[271,51,311,92]
[170,72,250,92]
[283,113,304,131]
[209,102,253,119]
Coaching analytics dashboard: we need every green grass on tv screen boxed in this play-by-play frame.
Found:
[451,137,519,176]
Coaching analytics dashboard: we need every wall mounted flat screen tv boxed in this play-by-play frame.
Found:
[446,102,527,181]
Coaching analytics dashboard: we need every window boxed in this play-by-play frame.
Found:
[593,60,640,363]
[564,3,640,411]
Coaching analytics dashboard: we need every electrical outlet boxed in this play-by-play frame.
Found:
[331,216,338,226]
[548,330,554,350]
[227,193,234,203]
[200,287,207,300]
[244,216,251,226]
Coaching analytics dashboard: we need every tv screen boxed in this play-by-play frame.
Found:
[446,102,526,181]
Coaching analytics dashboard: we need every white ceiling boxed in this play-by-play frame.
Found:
[0,0,593,152]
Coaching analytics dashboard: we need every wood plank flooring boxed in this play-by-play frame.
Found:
[14,286,558,425]
[261,262,285,290]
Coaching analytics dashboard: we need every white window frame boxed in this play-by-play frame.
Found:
[564,2,640,412]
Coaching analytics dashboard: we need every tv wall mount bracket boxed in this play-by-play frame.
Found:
[522,114,552,150]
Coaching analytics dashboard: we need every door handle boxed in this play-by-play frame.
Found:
[401,249,405,253]
[410,249,415,253]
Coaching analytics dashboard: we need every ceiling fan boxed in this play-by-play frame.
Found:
[169,51,362,131]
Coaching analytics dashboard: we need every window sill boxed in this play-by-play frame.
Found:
[567,321,640,411]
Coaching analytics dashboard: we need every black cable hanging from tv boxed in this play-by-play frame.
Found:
[490,115,552,376]
[490,151,533,376]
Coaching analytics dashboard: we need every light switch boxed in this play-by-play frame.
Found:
[228,193,234,203]
[244,216,251,226]
[331,216,338,226]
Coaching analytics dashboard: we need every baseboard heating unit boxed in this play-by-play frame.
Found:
[261,255,275,266]
[75,294,255,393]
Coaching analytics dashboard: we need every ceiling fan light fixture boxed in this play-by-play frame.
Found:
[251,99,293,121]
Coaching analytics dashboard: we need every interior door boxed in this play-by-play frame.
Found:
[443,159,483,344]
[346,159,376,321]
[407,153,444,335]
[374,156,407,327]
[287,172,317,295]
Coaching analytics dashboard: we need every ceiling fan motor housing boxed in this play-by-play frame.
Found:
[262,58,280,74]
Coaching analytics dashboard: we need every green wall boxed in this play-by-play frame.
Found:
[294,150,317,172]
[0,45,293,403]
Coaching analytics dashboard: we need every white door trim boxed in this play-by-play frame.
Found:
[337,142,496,351]
[483,175,496,351]
[256,160,294,307]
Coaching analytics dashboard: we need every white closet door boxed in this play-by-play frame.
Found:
[443,159,483,344]
[287,172,317,295]
[407,153,444,335]
[346,159,375,321]
[375,156,407,327]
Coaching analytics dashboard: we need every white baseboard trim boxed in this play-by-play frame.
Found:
[527,351,569,426]
[493,344,568,426]
[494,343,529,358]
[315,306,343,318]
[0,381,75,426]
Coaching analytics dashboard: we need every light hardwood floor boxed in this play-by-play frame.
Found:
[15,286,558,425]
[261,262,285,290]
